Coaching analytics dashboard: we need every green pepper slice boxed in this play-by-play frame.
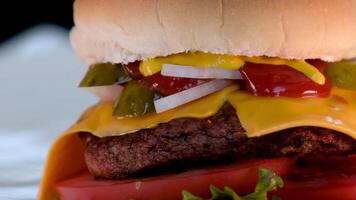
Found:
[327,60,356,90]
[79,63,131,87]
[113,81,156,117]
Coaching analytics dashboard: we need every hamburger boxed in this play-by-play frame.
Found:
[38,0,356,199]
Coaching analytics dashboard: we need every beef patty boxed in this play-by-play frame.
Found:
[80,104,356,179]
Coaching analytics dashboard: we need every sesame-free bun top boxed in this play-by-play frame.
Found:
[71,0,356,65]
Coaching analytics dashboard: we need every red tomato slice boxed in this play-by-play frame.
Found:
[274,155,356,200]
[240,60,332,98]
[142,74,208,96]
[55,155,356,200]
[55,158,293,200]
[124,64,208,96]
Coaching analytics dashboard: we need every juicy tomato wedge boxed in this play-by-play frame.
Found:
[275,155,356,200]
[240,60,332,97]
[124,63,207,96]
[55,155,356,200]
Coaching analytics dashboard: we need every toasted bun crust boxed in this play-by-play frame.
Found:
[71,0,356,65]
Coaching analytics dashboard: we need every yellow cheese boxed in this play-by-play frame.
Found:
[66,86,356,139]
[139,52,325,85]
[67,85,239,137]
[228,88,356,138]
[38,133,86,200]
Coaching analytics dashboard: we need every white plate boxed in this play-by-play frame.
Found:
[0,24,96,200]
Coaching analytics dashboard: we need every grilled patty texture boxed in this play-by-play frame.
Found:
[81,104,356,179]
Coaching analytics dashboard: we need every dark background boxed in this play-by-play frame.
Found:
[0,1,74,43]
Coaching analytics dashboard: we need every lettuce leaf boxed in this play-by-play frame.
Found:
[182,168,283,200]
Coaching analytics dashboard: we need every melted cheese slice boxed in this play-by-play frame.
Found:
[229,88,356,138]
[65,86,356,139]
[66,85,239,137]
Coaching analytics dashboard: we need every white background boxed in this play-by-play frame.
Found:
[0,25,96,200]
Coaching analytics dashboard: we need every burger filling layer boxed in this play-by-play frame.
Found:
[76,52,356,180]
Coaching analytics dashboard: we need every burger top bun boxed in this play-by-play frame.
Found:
[71,0,356,65]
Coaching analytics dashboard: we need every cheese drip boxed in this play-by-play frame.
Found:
[66,86,356,139]
[139,52,325,85]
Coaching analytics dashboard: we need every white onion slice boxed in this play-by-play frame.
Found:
[161,64,242,79]
[154,80,233,113]
[84,85,123,102]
